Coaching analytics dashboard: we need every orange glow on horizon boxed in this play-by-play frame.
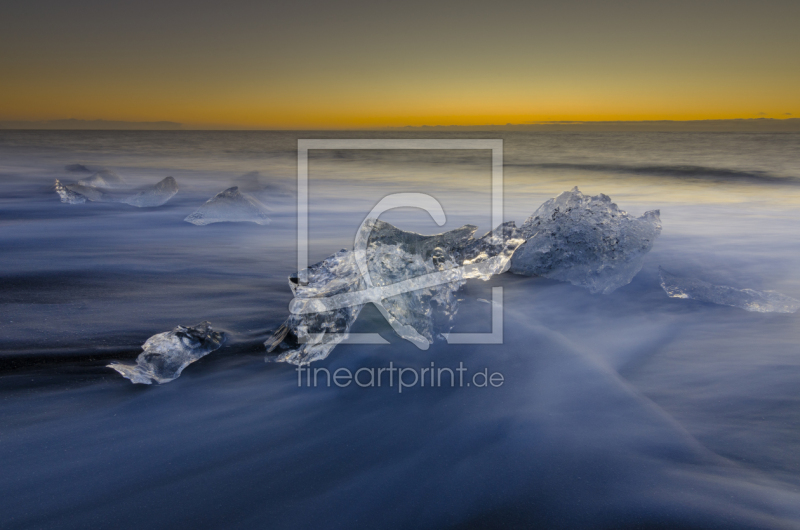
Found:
[2,1,798,129]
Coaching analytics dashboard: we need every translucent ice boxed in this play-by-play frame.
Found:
[266,220,483,364]
[268,188,662,364]
[108,322,225,384]
[54,172,178,208]
[509,187,662,294]
[359,219,477,347]
[659,268,800,313]
[54,179,91,204]
[464,221,527,279]
[184,187,271,226]
[121,177,178,207]
[266,249,366,365]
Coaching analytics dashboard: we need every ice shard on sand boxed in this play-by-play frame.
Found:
[108,322,225,384]
[267,188,662,364]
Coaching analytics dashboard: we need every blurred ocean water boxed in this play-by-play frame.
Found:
[1,130,800,528]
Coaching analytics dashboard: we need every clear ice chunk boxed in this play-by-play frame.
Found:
[268,188,662,364]
[266,220,482,364]
[54,172,178,208]
[360,219,476,348]
[121,177,178,207]
[54,179,91,204]
[509,187,662,294]
[659,268,800,313]
[463,221,527,279]
[266,248,366,365]
[108,322,225,384]
[184,186,271,226]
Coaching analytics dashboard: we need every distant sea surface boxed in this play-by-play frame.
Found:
[2,130,800,529]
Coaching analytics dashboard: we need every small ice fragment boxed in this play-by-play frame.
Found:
[184,186,271,226]
[121,176,178,207]
[477,298,491,304]
[509,187,662,294]
[659,268,800,313]
[54,179,88,204]
[108,321,225,384]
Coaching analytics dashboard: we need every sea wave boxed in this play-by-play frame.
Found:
[508,162,800,184]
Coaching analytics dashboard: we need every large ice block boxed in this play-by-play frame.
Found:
[509,187,661,294]
[268,188,663,364]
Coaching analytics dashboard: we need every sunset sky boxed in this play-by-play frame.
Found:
[2,0,798,129]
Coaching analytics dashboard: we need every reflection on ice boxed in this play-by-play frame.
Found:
[108,321,225,384]
[184,186,271,225]
[464,221,526,279]
[659,267,800,313]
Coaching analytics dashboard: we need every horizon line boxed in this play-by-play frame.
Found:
[1,117,799,132]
